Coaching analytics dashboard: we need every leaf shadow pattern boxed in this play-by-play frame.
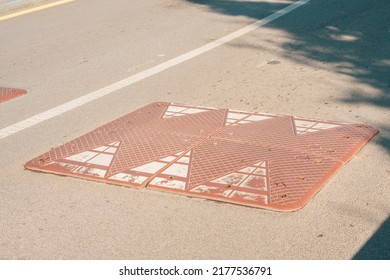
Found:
[186,0,390,259]
[187,0,390,154]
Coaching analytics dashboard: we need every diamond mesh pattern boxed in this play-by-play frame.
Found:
[25,103,378,211]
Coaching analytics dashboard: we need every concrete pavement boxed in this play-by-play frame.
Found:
[0,0,389,259]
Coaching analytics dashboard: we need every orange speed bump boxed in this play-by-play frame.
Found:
[0,87,27,103]
[25,102,378,211]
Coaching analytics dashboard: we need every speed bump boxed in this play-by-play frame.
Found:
[0,87,27,103]
[25,102,378,211]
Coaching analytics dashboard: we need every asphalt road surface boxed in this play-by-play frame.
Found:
[0,0,389,259]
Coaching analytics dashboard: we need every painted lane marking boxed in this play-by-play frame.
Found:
[0,0,311,139]
[0,0,74,21]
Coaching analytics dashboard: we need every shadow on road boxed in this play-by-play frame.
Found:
[186,0,389,259]
[353,216,390,260]
[187,0,390,154]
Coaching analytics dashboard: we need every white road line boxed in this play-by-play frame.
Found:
[0,0,311,140]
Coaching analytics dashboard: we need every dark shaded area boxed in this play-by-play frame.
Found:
[187,0,390,154]
[353,216,390,260]
[187,0,389,259]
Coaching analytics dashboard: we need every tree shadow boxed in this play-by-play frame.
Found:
[186,0,389,259]
[353,216,390,260]
[187,0,390,154]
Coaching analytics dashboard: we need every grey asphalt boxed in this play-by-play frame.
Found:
[0,0,389,259]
